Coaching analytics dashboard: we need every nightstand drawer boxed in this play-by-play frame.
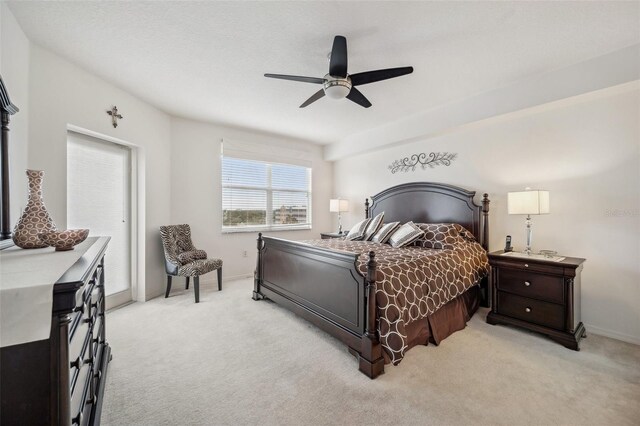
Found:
[497,268,564,304]
[497,292,564,330]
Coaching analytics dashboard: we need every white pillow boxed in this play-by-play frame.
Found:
[387,222,424,248]
[345,218,372,241]
[363,212,384,241]
[372,221,401,244]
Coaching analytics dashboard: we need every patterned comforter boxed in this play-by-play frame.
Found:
[303,227,488,364]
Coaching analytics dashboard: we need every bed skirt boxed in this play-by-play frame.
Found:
[383,285,480,364]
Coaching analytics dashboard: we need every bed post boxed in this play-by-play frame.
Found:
[481,193,490,251]
[252,232,264,300]
[480,194,491,308]
[364,198,370,219]
[359,251,384,379]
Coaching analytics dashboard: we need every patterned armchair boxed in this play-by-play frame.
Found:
[159,224,223,303]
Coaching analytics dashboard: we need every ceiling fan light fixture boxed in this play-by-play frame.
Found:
[264,35,413,108]
[323,74,352,99]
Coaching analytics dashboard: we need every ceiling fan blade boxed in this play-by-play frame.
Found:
[329,35,348,78]
[350,66,414,86]
[346,87,371,108]
[264,74,325,84]
[299,89,326,108]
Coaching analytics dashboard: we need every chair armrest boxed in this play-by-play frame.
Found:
[165,258,179,275]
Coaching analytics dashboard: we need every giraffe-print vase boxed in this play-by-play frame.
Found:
[12,170,58,249]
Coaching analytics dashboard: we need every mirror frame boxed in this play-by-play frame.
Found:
[1,74,19,245]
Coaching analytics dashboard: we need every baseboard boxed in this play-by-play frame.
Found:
[196,273,253,287]
[584,323,640,346]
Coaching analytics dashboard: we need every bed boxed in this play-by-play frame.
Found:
[252,182,490,378]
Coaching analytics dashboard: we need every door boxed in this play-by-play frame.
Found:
[67,131,133,308]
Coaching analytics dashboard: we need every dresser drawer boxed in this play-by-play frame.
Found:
[497,268,564,304]
[70,360,92,426]
[497,292,565,330]
[90,285,104,315]
[92,315,104,358]
[69,314,90,366]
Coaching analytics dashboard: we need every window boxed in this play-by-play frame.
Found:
[222,156,312,232]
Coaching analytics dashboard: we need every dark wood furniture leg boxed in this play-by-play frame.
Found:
[359,252,384,378]
[217,268,222,291]
[165,275,172,298]
[194,276,200,303]
[185,276,189,290]
[252,233,264,301]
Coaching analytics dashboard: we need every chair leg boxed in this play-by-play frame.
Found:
[194,276,200,303]
[217,268,222,291]
[185,276,190,290]
[165,275,172,298]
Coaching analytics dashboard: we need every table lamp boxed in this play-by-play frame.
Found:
[507,189,550,255]
[329,199,349,234]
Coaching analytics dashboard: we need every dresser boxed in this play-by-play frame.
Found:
[0,236,111,425]
[486,250,586,350]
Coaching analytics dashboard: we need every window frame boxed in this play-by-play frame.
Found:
[221,156,312,233]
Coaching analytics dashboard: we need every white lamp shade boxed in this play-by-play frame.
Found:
[508,190,550,215]
[329,199,349,213]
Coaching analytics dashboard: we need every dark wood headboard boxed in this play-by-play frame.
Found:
[366,182,490,250]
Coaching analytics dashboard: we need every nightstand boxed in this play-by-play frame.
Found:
[320,232,345,240]
[486,251,586,350]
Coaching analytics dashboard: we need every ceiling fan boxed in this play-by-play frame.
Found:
[265,35,414,108]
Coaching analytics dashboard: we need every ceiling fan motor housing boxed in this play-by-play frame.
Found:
[323,74,352,99]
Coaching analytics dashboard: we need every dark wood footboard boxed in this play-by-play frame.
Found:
[253,233,384,378]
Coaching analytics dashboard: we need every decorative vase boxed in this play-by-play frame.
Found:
[12,170,58,249]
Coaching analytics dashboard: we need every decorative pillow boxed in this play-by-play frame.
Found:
[371,221,400,244]
[345,218,372,241]
[178,250,208,264]
[363,212,384,241]
[387,222,424,248]
[413,223,473,250]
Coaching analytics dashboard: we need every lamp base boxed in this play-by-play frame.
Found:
[524,215,533,255]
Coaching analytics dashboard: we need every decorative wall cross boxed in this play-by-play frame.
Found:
[106,106,123,128]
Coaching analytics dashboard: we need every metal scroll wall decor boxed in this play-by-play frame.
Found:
[388,152,457,174]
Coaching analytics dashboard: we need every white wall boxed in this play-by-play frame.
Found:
[1,2,29,227]
[27,44,172,301]
[333,86,640,344]
[170,117,333,281]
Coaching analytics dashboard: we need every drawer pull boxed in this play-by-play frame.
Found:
[524,281,531,287]
[72,411,83,426]
[74,301,89,315]
[525,307,532,313]
[70,356,83,369]
[524,264,529,268]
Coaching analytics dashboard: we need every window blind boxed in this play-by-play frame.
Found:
[221,156,312,232]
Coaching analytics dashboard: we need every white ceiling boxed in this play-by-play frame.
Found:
[7,1,640,145]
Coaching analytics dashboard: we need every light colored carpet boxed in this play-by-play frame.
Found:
[102,278,640,426]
